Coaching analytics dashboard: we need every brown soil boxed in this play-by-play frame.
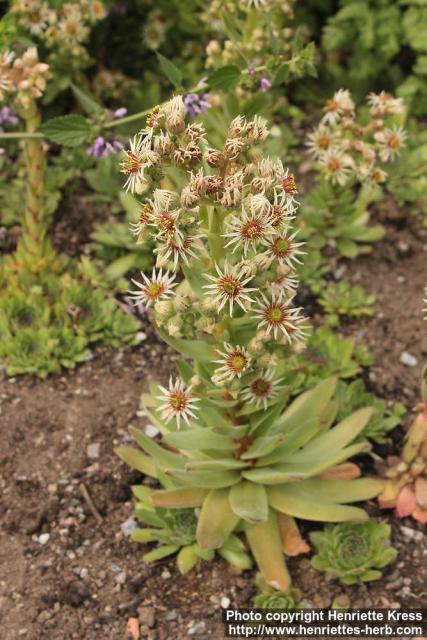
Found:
[1,199,426,640]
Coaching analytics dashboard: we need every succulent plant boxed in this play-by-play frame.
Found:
[253,574,303,610]
[378,367,427,524]
[129,484,252,575]
[319,281,375,327]
[310,521,397,585]
[118,376,383,590]
[334,380,406,445]
[115,97,384,590]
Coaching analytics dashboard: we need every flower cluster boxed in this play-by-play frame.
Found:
[10,0,105,62]
[121,95,309,428]
[306,89,406,186]
[0,47,51,110]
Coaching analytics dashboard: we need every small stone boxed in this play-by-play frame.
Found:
[86,443,100,459]
[80,568,89,579]
[18,630,28,636]
[220,597,230,609]
[120,518,138,536]
[188,621,206,635]
[138,605,155,628]
[165,610,178,621]
[400,352,418,367]
[401,526,424,542]
[145,424,159,438]
[38,533,50,545]
[161,569,171,579]
[115,571,127,585]
[135,332,147,342]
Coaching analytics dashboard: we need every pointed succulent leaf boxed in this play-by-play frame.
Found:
[273,377,338,433]
[168,468,241,489]
[258,417,318,465]
[185,459,248,471]
[194,545,215,561]
[130,428,186,468]
[176,544,199,574]
[242,467,308,484]
[319,401,339,432]
[196,489,239,549]
[132,485,154,502]
[287,478,384,504]
[245,509,291,591]
[277,513,310,556]
[218,535,253,570]
[249,393,290,435]
[115,446,158,478]
[157,327,213,362]
[286,408,372,463]
[151,487,207,508]
[268,485,368,522]
[240,434,284,460]
[142,544,180,563]
[229,481,269,523]
[275,442,371,478]
[134,508,165,527]
[131,528,164,543]
[164,428,236,452]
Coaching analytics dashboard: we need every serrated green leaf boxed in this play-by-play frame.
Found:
[40,115,90,147]
[207,65,241,90]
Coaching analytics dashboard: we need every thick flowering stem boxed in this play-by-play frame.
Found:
[14,103,52,271]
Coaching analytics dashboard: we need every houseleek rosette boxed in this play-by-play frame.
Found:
[310,521,397,585]
[116,96,383,590]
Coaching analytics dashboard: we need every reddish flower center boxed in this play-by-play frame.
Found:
[123,151,142,175]
[144,282,165,300]
[282,174,298,194]
[169,391,187,412]
[251,378,272,398]
[317,137,331,151]
[241,218,263,240]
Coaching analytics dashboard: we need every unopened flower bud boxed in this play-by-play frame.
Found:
[224,137,246,160]
[180,186,200,208]
[154,300,174,318]
[154,132,174,156]
[204,147,226,167]
[228,115,246,138]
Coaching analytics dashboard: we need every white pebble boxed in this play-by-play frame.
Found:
[38,533,50,545]
[400,352,418,367]
[220,596,231,608]
[145,424,159,438]
[86,443,100,459]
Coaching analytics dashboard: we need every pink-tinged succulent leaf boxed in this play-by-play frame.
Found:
[414,477,427,510]
[320,463,361,480]
[277,513,310,556]
[395,486,417,518]
[412,507,427,524]
[378,481,399,509]
[246,509,291,591]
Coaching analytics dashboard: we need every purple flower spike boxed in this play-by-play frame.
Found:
[113,107,128,119]
[0,106,18,132]
[87,136,123,158]
[259,77,272,93]
[183,93,211,118]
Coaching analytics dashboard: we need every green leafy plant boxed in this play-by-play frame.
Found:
[334,380,406,445]
[130,484,252,574]
[310,521,397,585]
[319,281,375,327]
[281,327,373,395]
[253,575,303,610]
